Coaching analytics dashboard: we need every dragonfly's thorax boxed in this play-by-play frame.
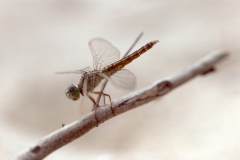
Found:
[78,71,104,95]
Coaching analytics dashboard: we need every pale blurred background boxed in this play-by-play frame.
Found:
[1,0,240,159]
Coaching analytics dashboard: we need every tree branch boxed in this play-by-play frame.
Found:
[14,50,228,160]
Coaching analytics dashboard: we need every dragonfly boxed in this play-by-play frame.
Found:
[57,38,159,115]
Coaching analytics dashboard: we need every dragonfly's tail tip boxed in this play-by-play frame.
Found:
[153,40,159,44]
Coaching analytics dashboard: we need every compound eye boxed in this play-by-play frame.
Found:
[65,84,80,101]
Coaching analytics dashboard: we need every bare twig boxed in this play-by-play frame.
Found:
[14,50,228,160]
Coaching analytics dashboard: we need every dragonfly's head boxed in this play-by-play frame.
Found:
[65,84,80,101]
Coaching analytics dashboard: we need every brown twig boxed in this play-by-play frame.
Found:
[14,50,228,160]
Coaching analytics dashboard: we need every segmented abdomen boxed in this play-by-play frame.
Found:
[103,40,159,75]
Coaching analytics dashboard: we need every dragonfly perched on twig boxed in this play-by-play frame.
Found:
[57,38,159,115]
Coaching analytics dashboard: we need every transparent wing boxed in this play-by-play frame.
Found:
[110,69,136,89]
[56,67,92,74]
[89,38,120,70]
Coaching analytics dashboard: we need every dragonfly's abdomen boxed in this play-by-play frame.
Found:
[103,40,159,75]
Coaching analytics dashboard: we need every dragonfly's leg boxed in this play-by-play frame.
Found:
[86,92,98,106]
[86,92,100,126]
[92,91,115,116]
[95,73,108,105]
[82,75,100,125]
[103,94,106,104]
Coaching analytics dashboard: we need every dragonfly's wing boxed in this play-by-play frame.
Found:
[89,38,120,70]
[56,67,92,74]
[110,69,136,89]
